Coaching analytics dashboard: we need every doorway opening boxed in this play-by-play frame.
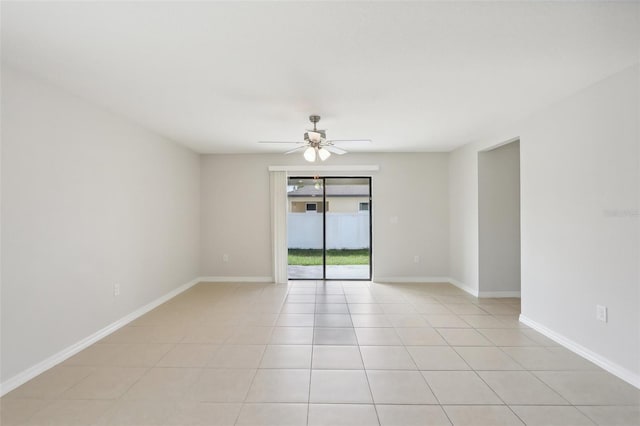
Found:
[287,176,372,280]
[478,139,521,297]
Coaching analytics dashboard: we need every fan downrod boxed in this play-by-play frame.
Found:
[309,115,321,131]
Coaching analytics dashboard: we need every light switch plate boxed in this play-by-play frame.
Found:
[596,305,607,322]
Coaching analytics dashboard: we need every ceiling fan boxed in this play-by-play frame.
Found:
[259,115,371,162]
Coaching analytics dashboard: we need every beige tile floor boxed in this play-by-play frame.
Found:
[2,281,639,425]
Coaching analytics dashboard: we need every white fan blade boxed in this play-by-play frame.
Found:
[284,146,307,155]
[324,145,347,155]
[327,139,371,144]
[258,141,305,144]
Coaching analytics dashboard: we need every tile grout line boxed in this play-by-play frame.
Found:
[306,282,318,426]
[472,368,528,425]
[347,284,383,426]
[232,289,273,425]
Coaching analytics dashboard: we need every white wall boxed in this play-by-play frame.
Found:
[449,144,481,294]
[200,153,449,280]
[478,141,521,295]
[1,66,200,384]
[449,64,639,383]
[519,65,639,381]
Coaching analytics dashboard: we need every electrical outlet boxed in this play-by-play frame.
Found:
[596,305,607,323]
[223,254,229,262]
[414,255,420,263]
[114,283,120,297]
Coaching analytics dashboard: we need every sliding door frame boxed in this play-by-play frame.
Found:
[288,176,372,281]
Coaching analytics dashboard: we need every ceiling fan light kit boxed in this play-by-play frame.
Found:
[318,147,331,161]
[302,146,331,162]
[259,115,371,162]
[303,146,316,162]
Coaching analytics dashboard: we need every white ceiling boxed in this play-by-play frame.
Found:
[2,1,638,153]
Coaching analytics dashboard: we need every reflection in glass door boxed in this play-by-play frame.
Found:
[324,178,371,279]
[286,178,324,279]
[287,176,371,280]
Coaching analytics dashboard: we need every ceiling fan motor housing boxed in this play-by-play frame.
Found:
[304,130,326,144]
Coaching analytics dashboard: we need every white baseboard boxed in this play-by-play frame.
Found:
[0,277,200,397]
[374,276,451,283]
[447,278,479,297]
[198,276,274,283]
[478,290,521,298]
[375,277,520,299]
[519,314,640,389]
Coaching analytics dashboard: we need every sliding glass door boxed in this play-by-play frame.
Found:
[324,178,371,279]
[286,177,325,280]
[287,176,372,280]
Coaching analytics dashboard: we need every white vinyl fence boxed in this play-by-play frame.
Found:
[288,212,370,249]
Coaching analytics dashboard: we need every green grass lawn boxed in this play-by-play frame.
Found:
[288,249,370,266]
